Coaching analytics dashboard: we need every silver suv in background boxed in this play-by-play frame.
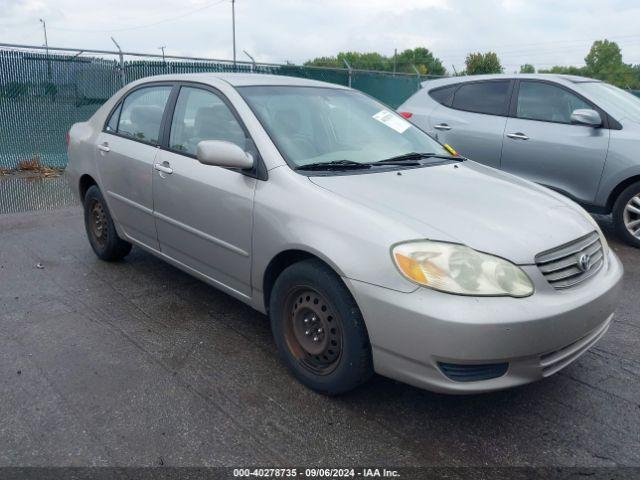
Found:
[398,74,640,248]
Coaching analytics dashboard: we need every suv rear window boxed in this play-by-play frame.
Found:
[428,85,457,106]
[451,81,510,116]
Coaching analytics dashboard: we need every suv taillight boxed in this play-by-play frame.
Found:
[399,111,413,119]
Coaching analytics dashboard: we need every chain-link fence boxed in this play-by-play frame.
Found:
[0,43,427,213]
[1,42,639,214]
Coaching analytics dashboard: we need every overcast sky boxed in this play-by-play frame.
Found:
[1,0,640,73]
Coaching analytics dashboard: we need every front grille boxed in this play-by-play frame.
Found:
[438,362,508,382]
[535,231,604,290]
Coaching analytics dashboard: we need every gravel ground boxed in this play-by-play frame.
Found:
[0,207,638,467]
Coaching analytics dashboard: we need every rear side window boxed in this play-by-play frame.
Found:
[429,85,457,106]
[517,81,591,124]
[451,81,510,115]
[117,86,172,144]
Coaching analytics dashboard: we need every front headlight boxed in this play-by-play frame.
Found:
[392,240,534,297]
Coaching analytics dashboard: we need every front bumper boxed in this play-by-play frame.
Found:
[346,249,623,394]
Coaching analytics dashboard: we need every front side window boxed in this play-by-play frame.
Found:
[117,86,172,144]
[451,81,510,115]
[238,86,450,168]
[169,87,247,155]
[517,81,591,124]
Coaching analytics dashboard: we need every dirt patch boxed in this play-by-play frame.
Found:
[1,156,65,178]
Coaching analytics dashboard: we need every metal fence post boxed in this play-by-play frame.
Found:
[111,37,126,88]
[410,63,421,89]
[343,58,352,88]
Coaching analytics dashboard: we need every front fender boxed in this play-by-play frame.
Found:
[250,168,419,311]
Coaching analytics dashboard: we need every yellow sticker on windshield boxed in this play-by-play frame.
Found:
[444,144,458,156]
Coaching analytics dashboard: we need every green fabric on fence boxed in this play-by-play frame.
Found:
[0,49,421,169]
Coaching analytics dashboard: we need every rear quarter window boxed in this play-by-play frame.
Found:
[428,85,457,107]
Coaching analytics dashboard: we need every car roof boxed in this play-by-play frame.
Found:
[421,73,602,89]
[129,72,350,89]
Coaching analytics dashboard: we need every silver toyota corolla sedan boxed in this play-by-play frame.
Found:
[66,73,623,395]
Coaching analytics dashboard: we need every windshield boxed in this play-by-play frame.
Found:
[237,86,451,168]
[576,82,640,123]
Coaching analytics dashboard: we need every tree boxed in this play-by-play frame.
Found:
[584,39,638,88]
[585,39,623,76]
[304,48,446,76]
[464,52,503,75]
[395,47,446,76]
[520,64,535,74]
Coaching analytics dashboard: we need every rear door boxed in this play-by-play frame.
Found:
[427,80,513,168]
[500,80,610,204]
[152,84,257,298]
[96,84,173,249]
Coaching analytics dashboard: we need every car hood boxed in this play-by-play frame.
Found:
[309,161,595,265]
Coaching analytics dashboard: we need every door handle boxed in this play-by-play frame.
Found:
[434,123,452,131]
[506,132,529,140]
[97,143,110,153]
[154,163,173,175]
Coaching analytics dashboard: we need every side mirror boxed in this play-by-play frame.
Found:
[196,140,254,169]
[570,109,602,127]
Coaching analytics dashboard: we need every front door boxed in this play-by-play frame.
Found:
[152,85,256,298]
[96,85,172,249]
[500,80,610,204]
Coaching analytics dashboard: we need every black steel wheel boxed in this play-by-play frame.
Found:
[269,258,373,395]
[283,287,343,376]
[83,185,132,261]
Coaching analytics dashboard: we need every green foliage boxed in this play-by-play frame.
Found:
[305,48,446,76]
[519,64,535,74]
[537,40,640,89]
[464,52,503,75]
[395,48,446,75]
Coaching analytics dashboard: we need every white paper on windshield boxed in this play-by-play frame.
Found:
[372,110,411,134]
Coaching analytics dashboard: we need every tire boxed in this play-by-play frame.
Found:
[612,181,640,248]
[83,185,132,261]
[269,258,373,395]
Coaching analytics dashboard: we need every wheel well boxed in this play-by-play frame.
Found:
[79,174,97,201]
[263,250,330,312]
[607,175,640,213]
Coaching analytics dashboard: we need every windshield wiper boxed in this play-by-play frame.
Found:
[295,160,372,171]
[374,152,462,164]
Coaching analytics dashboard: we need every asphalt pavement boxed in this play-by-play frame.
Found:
[0,207,638,467]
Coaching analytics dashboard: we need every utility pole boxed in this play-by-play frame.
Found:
[231,0,236,69]
[393,48,397,75]
[39,18,51,78]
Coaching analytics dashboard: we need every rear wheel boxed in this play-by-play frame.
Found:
[83,185,132,261]
[269,259,373,395]
[613,181,640,248]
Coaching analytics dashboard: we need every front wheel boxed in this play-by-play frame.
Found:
[613,181,640,248]
[269,259,373,395]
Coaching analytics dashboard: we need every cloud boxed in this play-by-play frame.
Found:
[0,0,638,72]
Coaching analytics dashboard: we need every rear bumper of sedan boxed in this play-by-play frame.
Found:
[346,249,623,394]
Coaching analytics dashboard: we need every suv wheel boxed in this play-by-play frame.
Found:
[269,259,373,395]
[613,181,640,248]
[83,185,132,261]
